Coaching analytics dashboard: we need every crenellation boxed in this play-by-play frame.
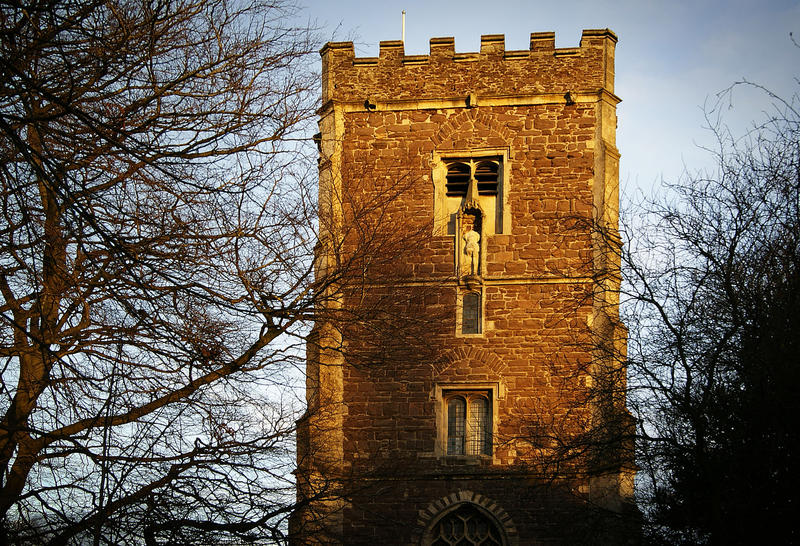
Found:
[402,54,429,66]
[530,31,555,51]
[378,39,404,62]
[352,56,377,66]
[320,40,355,57]
[480,34,505,55]
[429,36,455,58]
[553,47,581,57]
[320,30,617,104]
[580,27,618,47]
[453,52,480,63]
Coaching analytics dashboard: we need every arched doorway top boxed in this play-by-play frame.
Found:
[413,490,518,546]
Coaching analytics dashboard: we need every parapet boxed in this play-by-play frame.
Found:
[320,30,617,104]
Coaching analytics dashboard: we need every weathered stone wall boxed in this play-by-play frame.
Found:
[296,28,634,545]
[336,103,598,279]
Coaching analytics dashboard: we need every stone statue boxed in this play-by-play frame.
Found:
[462,213,481,276]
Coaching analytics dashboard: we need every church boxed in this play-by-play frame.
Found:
[293,29,636,545]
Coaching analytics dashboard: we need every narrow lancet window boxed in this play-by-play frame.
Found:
[462,292,481,334]
[467,396,492,455]
[447,396,467,455]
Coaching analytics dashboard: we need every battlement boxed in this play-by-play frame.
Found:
[321,29,616,62]
[320,29,617,104]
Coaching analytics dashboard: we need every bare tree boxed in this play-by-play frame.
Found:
[620,82,800,544]
[0,1,428,543]
[515,74,800,545]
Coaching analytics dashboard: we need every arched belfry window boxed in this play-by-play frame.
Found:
[446,162,470,197]
[429,503,504,546]
[474,160,499,196]
[444,158,500,198]
[435,153,507,235]
[445,392,492,456]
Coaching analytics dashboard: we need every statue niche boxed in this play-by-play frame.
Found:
[457,207,483,279]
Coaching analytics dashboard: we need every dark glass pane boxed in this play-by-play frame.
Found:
[462,292,481,334]
[467,396,491,455]
[447,397,466,455]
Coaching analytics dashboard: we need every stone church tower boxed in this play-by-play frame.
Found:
[294,29,635,545]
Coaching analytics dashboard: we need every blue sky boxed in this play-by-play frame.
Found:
[305,0,799,197]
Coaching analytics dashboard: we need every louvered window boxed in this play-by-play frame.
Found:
[445,162,470,196]
[474,160,499,195]
[436,153,506,236]
[444,158,500,197]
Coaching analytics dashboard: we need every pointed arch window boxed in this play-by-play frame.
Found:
[446,161,471,197]
[436,153,506,235]
[444,158,500,198]
[474,160,499,196]
[430,503,504,546]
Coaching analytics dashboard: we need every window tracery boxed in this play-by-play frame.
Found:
[429,504,504,546]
